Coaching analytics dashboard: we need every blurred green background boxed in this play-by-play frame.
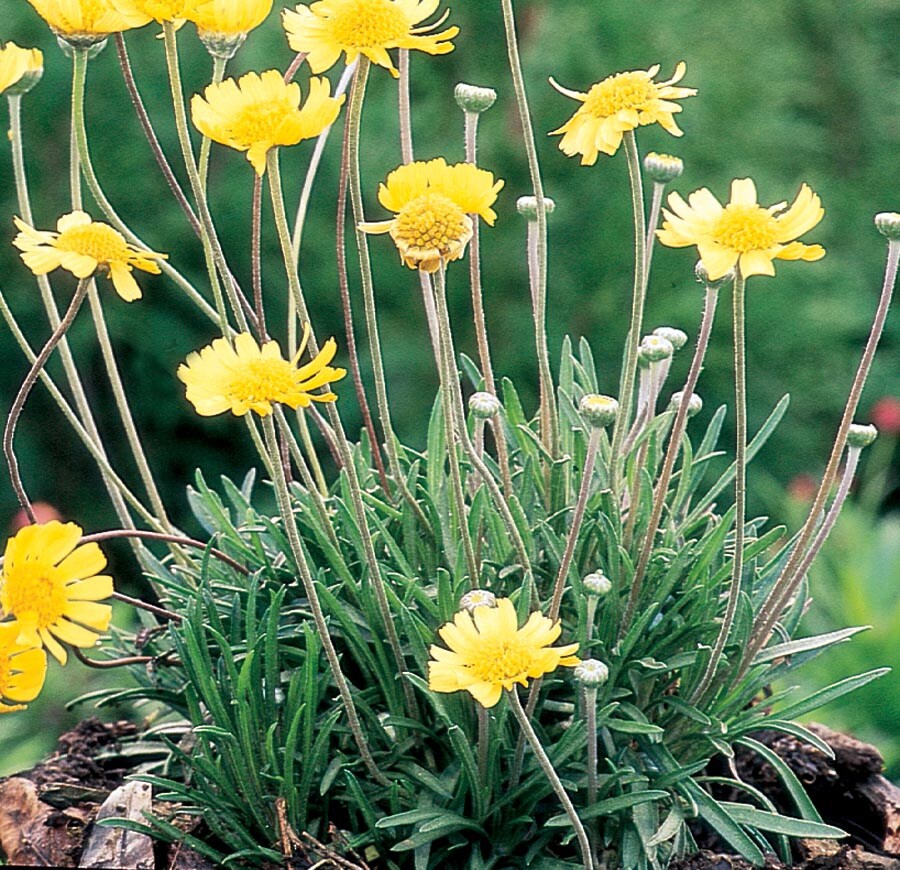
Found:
[0,1,898,774]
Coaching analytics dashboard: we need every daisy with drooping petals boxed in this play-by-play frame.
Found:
[191,70,345,175]
[25,0,151,43]
[360,158,504,272]
[178,329,347,417]
[0,522,114,666]
[550,62,696,164]
[657,178,825,279]
[428,597,580,708]
[283,0,458,79]
[13,212,166,302]
[0,623,47,714]
[0,43,43,97]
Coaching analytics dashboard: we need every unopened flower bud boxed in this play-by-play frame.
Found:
[695,260,735,288]
[847,423,878,449]
[574,658,609,688]
[583,572,611,597]
[469,391,502,419]
[652,326,688,352]
[517,195,556,221]
[579,394,618,428]
[459,589,497,612]
[874,212,900,240]
[638,335,674,365]
[670,391,703,417]
[643,152,683,184]
[454,82,498,114]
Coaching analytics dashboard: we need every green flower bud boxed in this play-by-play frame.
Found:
[695,260,735,288]
[652,326,688,352]
[579,394,618,428]
[469,391,502,419]
[638,335,674,365]
[670,391,703,417]
[847,423,878,449]
[874,212,900,241]
[459,589,497,612]
[574,658,609,688]
[517,195,556,221]
[643,152,683,184]
[454,83,498,114]
[583,572,612,597]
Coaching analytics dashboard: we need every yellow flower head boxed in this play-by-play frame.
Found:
[178,329,347,417]
[550,62,696,164]
[428,597,580,708]
[186,0,273,36]
[0,522,114,666]
[13,211,166,302]
[360,158,504,272]
[0,43,44,97]
[0,623,47,714]
[657,178,825,280]
[283,0,458,78]
[191,70,345,175]
[25,0,151,42]
[111,0,195,24]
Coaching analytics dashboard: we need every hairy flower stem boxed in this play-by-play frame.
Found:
[743,238,900,676]
[425,270,481,582]
[72,45,221,328]
[261,416,387,786]
[623,285,720,638]
[583,685,600,862]
[0,292,160,529]
[267,149,420,723]
[507,689,593,870]
[477,705,490,786]
[4,279,89,520]
[464,111,513,498]
[609,131,648,498]
[8,92,138,539]
[549,427,601,620]
[691,272,747,703]
[334,63,390,495]
[499,0,554,454]
[160,24,252,335]
[114,34,202,240]
[251,174,267,338]
[198,55,226,194]
[644,181,665,277]
[398,49,413,164]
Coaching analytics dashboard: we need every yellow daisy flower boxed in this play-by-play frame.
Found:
[550,62,696,164]
[25,0,151,42]
[428,597,580,708]
[13,211,166,302]
[0,623,47,714]
[0,43,43,97]
[0,522,114,667]
[283,0,458,78]
[178,330,347,417]
[110,0,194,24]
[656,178,825,280]
[191,70,345,175]
[360,158,504,272]
[185,0,273,37]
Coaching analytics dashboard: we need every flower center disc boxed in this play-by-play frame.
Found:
[56,224,130,264]
[713,204,779,252]
[330,0,408,48]
[469,638,531,684]
[584,71,656,117]
[3,568,67,630]
[395,193,468,251]
[229,358,297,406]
[232,99,291,145]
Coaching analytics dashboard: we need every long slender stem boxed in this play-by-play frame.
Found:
[644,181,664,278]
[261,416,387,785]
[398,49,413,164]
[507,689,592,870]
[743,239,900,676]
[549,427,600,620]
[609,130,648,497]
[584,685,600,862]
[251,174,267,339]
[198,55,226,194]
[4,280,89,519]
[427,269,481,583]
[691,273,746,702]
[623,285,720,637]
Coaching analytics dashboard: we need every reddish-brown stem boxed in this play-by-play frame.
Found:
[252,173,268,340]
[283,51,308,84]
